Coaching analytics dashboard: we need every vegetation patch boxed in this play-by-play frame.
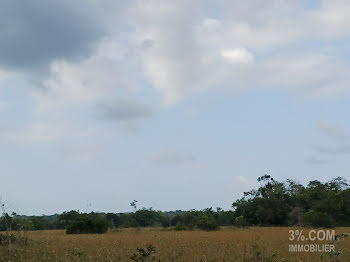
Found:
[65,213,109,234]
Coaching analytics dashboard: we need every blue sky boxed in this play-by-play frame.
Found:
[0,0,349,215]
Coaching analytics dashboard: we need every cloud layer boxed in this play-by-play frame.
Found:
[1,0,350,144]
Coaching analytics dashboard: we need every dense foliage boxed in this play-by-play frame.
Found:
[65,213,109,234]
[232,175,350,227]
[1,176,349,233]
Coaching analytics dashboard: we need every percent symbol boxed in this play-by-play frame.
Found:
[296,230,305,241]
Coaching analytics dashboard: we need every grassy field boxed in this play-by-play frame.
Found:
[0,227,349,261]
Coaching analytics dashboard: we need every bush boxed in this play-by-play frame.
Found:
[159,215,170,228]
[302,210,335,228]
[66,214,108,234]
[196,214,219,231]
[234,215,248,227]
[173,222,187,231]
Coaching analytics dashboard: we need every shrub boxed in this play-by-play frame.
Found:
[159,215,170,228]
[302,210,335,228]
[196,214,219,231]
[66,214,108,234]
[170,215,183,227]
[234,215,248,227]
[173,222,187,231]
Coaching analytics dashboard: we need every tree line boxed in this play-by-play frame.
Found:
[1,176,349,233]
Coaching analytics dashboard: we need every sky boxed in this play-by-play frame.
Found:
[0,0,350,215]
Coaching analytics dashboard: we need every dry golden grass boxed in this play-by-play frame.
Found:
[0,227,349,261]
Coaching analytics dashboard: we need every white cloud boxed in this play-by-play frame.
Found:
[129,0,204,104]
[33,38,132,114]
[1,0,350,147]
[220,48,254,64]
[21,37,149,144]
[126,0,350,103]
[199,1,350,51]
[2,0,350,110]
[0,35,149,145]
